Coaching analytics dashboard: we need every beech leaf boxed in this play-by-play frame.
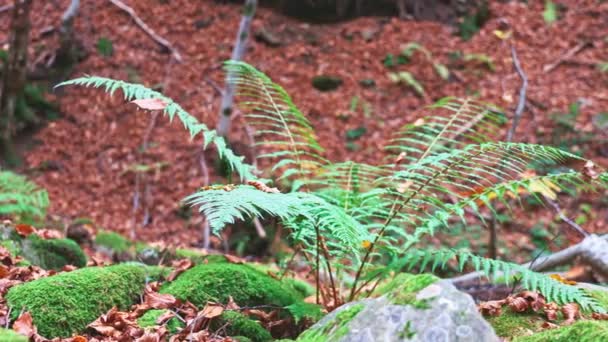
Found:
[131,98,168,111]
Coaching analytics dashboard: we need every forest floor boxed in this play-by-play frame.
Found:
[1,0,607,262]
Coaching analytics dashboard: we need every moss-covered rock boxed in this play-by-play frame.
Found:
[6,263,156,338]
[137,309,184,334]
[95,230,131,253]
[0,328,28,342]
[297,303,364,342]
[373,273,438,307]
[212,311,272,342]
[515,320,608,342]
[161,263,301,307]
[21,235,87,269]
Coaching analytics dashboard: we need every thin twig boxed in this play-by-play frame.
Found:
[507,45,528,142]
[542,42,588,73]
[108,0,182,62]
[545,197,589,237]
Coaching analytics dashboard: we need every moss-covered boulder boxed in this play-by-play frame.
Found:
[138,309,185,334]
[515,320,608,342]
[161,263,301,307]
[6,263,159,338]
[0,328,28,342]
[21,235,87,269]
[0,224,86,270]
[298,273,498,341]
[212,311,272,342]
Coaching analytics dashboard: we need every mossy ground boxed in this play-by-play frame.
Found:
[212,311,272,342]
[161,263,301,307]
[138,309,185,334]
[6,264,155,338]
[514,320,608,342]
[485,311,547,338]
[0,328,28,342]
[296,303,364,342]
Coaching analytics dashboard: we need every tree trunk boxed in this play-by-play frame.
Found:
[0,0,32,167]
[56,0,80,67]
[216,0,257,138]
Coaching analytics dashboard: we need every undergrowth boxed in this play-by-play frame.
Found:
[57,61,608,313]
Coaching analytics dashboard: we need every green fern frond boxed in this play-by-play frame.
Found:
[185,185,368,251]
[224,61,327,181]
[401,248,605,313]
[0,171,49,221]
[55,76,257,181]
[386,97,506,165]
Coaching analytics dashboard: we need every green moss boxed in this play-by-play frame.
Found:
[515,320,608,342]
[21,235,87,270]
[485,311,545,337]
[373,273,438,307]
[0,240,21,257]
[297,303,364,342]
[138,309,184,334]
[6,264,152,338]
[173,249,227,264]
[0,328,28,342]
[282,278,315,298]
[212,311,272,342]
[95,230,131,253]
[161,263,300,307]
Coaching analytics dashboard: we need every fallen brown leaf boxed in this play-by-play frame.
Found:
[131,98,168,111]
[167,259,193,282]
[562,303,580,325]
[15,224,36,237]
[13,311,36,337]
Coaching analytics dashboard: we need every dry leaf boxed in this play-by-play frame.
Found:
[394,152,407,166]
[15,224,35,237]
[562,303,580,325]
[507,297,529,312]
[247,180,280,193]
[544,302,559,321]
[72,336,88,342]
[592,312,608,320]
[0,265,9,279]
[224,254,244,264]
[167,259,194,282]
[479,300,505,316]
[13,311,36,337]
[131,98,168,111]
[145,288,179,309]
[582,160,599,180]
[541,321,559,329]
[35,229,64,239]
[200,303,224,319]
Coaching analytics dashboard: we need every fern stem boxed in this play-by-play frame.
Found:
[349,147,487,300]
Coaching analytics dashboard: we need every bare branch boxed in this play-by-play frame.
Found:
[108,0,182,62]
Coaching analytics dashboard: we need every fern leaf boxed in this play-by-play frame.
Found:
[405,248,605,312]
[224,61,327,181]
[0,171,49,221]
[56,76,257,181]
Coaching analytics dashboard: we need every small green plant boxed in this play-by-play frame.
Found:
[58,62,608,314]
[0,171,49,223]
[96,37,113,57]
[388,71,425,96]
[543,1,559,24]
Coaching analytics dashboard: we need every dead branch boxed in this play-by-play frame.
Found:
[217,0,258,137]
[0,3,13,14]
[507,45,528,142]
[108,0,182,62]
[543,42,588,73]
[451,234,608,284]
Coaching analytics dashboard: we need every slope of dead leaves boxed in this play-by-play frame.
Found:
[0,1,606,249]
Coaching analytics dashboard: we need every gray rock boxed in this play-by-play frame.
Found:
[297,274,498,342]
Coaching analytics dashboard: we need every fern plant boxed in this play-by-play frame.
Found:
[57,61,608,313]
[0,171,49,223]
